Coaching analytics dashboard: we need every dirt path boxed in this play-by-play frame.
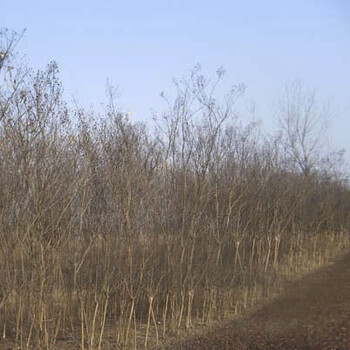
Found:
[164,252,350,349]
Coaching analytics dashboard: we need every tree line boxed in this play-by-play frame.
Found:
[0,29,349,349]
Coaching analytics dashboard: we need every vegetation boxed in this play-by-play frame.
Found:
[0,29,349,349]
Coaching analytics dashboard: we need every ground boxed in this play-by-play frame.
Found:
[162,251,350,350]
[1,252,349,349]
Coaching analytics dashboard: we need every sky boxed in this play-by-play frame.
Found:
[2,0,350,161]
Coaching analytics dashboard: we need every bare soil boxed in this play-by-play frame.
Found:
[162,252,350,350]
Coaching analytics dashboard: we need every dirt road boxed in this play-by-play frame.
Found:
[164,252,350,349]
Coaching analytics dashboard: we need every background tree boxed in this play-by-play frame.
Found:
[278,81,328,177]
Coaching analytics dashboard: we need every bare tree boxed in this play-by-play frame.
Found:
[278,81,328,177]
[0,30,349,348]
[0,28,25,71]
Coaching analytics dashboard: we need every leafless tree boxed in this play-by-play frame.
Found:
[278,81,328,177]
[0,29,349,349]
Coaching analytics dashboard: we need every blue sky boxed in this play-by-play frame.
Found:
[3,0,350,160]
